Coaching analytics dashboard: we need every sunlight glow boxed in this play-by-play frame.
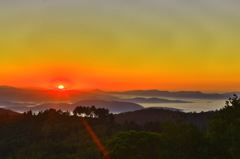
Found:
[58,85,65,90]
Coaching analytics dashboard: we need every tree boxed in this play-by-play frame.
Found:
[73,106,86,117]
[208,94,240,159]
[159,121,208,159]
[107,131,163,159]
[73,106,112,121]
[95,108,109,119]
[90,106,97,118]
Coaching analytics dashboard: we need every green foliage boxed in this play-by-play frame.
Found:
[208,94,240,159]
[159,121,209,159]
[107,131,163,159]
[0,108,114,159]
[107,121,207,159]
[1,97,240,159]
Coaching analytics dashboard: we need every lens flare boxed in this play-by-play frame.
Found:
[80,118,111,159]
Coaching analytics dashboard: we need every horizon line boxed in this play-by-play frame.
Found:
[0,85,239,94]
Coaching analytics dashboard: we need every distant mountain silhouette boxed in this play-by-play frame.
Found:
[110,90,240,99]
[31,103,72,112]
[0,108,20,115]
[0,86,119,102]
[0,86,238,113]
[122,97,192,103]
[1,86,238,102]
[72,100,143,113]
[31,100,143,113]
[0,86,58,102]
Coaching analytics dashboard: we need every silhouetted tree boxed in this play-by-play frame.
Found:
[95,108,109,119]
[90,106,97,118]
[73,106,112,120]
[208,94,240,159]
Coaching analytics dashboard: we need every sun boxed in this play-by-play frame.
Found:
[58,85,65,90]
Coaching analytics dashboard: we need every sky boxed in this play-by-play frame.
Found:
[0,0,240,91]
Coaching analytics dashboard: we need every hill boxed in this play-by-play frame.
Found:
[0,108,19,116]
[32,100,144,113]
[110,90,239,99]
[122,97,192,103]
[114,108,216,128]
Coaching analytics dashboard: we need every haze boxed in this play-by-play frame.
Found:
[0,0,239,91]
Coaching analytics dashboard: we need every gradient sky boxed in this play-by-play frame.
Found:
[0,0,240,91]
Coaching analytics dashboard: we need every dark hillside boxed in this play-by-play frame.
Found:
[115,108,216,128]
[0,108,19,115]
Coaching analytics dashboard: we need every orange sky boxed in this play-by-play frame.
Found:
[0,0,240,91]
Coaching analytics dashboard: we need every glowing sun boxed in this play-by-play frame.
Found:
[58,85,65,90]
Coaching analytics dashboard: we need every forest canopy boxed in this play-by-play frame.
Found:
[0,95,239,159]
